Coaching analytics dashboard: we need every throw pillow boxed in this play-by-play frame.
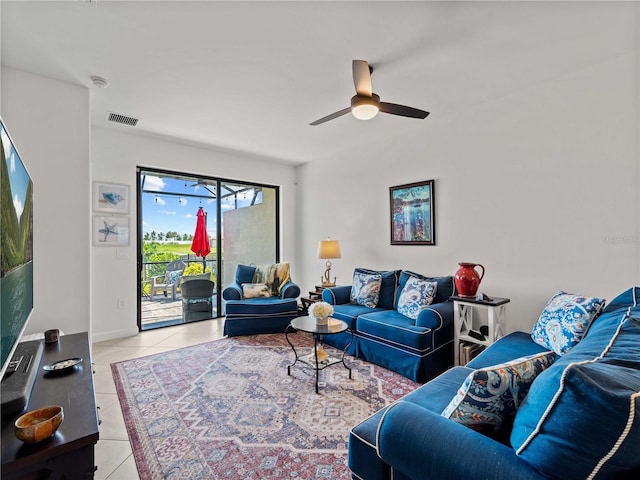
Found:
[164,270,182,286]
[235,264,256,284]
[531,291,606,355]
[354,268,400,310]
[396,275,437,320]
[242,283,271,299]
[253,262,291,296]
[441,351,556,434]
[395,271,454,307]
[350,271,383,308]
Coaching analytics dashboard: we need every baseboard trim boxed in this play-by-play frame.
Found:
[91,327,139,343]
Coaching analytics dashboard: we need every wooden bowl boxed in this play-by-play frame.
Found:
[14,405,64,443]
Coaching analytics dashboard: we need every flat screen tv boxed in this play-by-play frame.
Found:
[0,117,34,379]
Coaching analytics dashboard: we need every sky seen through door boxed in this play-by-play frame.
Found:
[141,174,262,239]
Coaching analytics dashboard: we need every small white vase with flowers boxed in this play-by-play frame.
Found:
[308,301,334,326]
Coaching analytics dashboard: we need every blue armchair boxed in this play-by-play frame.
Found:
[222,263,300,337]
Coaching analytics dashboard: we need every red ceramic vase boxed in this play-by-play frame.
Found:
[454,262,485,298]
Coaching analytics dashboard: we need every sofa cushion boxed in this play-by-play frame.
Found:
[350,271,382,308]
[225,297,299,315]
[330,304,387,331]
[511,288,640,480]
[395,271,454,307]
[466,332,553,370]
[396,276,437,320]
[241,283,270,298]
[357,310,433,353]
[441,351,556,434]
[531,291,606,355]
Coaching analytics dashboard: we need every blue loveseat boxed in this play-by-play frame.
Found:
[348,286,640,480]
[322,268,455,383]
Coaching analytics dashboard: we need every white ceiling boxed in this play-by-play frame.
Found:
[1,1,635,165]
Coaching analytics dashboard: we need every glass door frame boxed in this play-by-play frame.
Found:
[136,166,280,331]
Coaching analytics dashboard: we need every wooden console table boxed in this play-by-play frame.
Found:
[1,332,99,479]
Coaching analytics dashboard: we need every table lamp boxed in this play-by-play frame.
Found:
[317,239,341,287]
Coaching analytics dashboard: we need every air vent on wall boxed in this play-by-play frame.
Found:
[107,112,139,127]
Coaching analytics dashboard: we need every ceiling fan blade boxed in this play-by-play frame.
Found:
[353,60,372,97]
[379,102,429,119]
[310,107,351,126]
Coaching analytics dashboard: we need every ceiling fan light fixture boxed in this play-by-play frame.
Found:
[351,94,380,120]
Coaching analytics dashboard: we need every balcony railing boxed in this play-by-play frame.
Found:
[141,257,221,299]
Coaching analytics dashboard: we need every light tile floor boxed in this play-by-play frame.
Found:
[91,317,226,479]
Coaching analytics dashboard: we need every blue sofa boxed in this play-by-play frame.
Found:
[222,264,300,336]
[322,268,455,383]
[348,286,640,480]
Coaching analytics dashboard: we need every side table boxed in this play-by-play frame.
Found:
[451,295,510,365]
[285,316,353,393]
[298,285,327,316]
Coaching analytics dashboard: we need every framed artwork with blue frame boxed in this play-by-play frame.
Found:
[389,179,435,245]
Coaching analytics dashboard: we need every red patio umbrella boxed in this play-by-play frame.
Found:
[191,207,211,268]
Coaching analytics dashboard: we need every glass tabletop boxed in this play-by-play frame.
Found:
[290,316,348,335]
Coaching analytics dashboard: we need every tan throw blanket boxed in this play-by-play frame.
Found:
[253,262,291,296]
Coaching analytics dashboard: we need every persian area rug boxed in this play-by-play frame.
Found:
[111,332,418,479]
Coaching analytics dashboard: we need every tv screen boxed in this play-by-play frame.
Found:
[1,117,34,378]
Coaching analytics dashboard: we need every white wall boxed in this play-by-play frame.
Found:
[1,67,91,337]
[223,188,278,287]
[3,2,638,343]
[90,128,298,341]
[297,51,640,333]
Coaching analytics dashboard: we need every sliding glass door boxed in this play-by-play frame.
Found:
[137,168,279,330]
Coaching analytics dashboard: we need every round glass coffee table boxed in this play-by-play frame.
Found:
[285,316,353,393]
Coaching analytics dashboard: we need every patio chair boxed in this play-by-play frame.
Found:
[150,260,186,301]
[181,279,215,322]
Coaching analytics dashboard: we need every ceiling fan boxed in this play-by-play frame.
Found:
[310,60,430,126]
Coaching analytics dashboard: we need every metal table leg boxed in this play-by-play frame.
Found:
[285,324,299,375]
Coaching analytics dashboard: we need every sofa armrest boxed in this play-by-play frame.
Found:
[279,281,300,299]
[415,300,454,329]
[322,286,352,305]
[222,282,242,301]
[377,401,545,480]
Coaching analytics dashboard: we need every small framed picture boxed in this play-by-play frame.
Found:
[93,215,129,246]
[93,182,129,214]
[389,179,436,245]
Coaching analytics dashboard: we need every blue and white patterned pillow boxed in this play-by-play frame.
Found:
[441,351,556,433]
[531,291,606,355]
[165,270,182,285]
[396,276,437,320]
[350,272,382,308]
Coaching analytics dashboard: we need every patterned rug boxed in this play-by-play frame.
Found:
[111,332,418,479]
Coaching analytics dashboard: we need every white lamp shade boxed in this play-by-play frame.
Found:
[317,239,342,259]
